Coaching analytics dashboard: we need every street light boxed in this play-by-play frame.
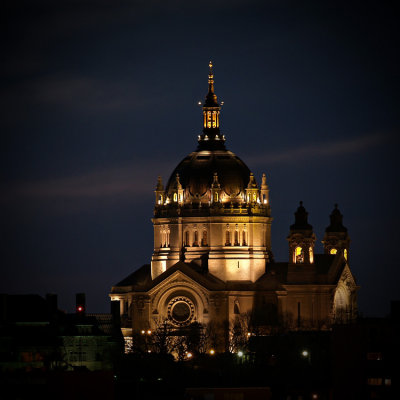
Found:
[237,351,244,357]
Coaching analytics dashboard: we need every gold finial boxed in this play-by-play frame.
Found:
[209,60,213,70]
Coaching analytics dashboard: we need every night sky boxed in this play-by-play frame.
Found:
[2,1,399,316]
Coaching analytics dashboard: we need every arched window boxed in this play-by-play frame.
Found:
[158,195,163,204]
[263,194,267,204]
[173,193,177,202]
[344,249,348,260]
[330,248,338,255]
[242,231,247,246]
[225,230,231,246]
[185,231,190,247]
[234,230,239,246]
[213,192,218,202]
[193,231,199,246]
[295,246,304,263]
[309,247,314,263]
[234,300,240,315]
[201,230,208,246]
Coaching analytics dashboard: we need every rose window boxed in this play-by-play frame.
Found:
[167,297,195,326]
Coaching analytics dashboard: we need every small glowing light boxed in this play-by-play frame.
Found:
[147,350,151,353]
[209,349,215,355]
[312,394,318,400]
[141,330,145,334]
[237,351,243,357]
[147,330,152,335]
[330,248,338,255]
[77,306,84,312]
[301,350,309,357]
[186,352,193,358]
[198,101,202,105]
[247,332,251,337]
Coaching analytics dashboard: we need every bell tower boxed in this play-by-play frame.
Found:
[322,204,350,261]
[287,202,316,264]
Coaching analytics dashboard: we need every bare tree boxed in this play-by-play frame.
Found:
[151,318,175,354]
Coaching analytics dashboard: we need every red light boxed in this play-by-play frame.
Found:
[77,306,84,312]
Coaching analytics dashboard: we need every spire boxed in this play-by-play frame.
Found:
[204,61,219,107]
[198,61,225,150]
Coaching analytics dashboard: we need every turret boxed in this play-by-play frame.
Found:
[245,173,259,204]
[260,173,269,205]
[210,172,221,204]
[155,176,164,206]
[170,174,184,205]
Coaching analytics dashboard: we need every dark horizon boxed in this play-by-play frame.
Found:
[1,1,399,316]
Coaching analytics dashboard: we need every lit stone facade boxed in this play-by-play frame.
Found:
[110,63,358,343]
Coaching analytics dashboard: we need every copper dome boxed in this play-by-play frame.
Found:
[166,149,251,200]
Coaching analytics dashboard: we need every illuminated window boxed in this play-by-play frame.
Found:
[295,246,304,263]
[344,249,348,260]
[193,231,199,246]
[158,195,163,205]
[173,193,177,202]
[367,378,382,386]
[213,192,218,202]
[225,230,231,246]
[330,248,338,255]
[253,193,257,202]
[309,247,314,263]
[201,230,208,246]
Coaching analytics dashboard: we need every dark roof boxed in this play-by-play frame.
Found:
[112,253,345,294]
[115,264,152,288]
[87,313,114,335]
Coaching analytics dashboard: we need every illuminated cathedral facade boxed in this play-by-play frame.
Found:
[110,63,358,341]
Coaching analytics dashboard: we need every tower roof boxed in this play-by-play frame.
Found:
[290,201,313,230]
[326,204,347,232]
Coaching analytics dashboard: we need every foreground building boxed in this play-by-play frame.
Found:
[0,293,122,372]
[110,63,358,342]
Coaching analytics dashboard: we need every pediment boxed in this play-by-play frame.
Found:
[148,269,208,296]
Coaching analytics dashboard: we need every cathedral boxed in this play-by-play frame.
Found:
[110,63,358,342]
